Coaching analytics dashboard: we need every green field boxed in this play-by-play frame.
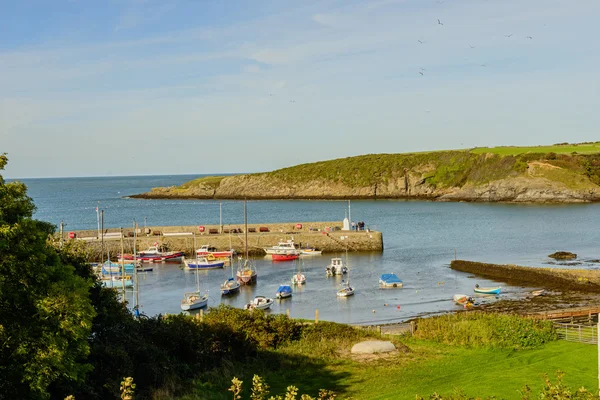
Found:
[181,336,596,399]
[471,142,600,155]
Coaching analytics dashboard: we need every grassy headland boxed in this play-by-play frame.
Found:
[132,142,600,202]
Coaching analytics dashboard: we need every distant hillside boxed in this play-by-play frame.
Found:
[131,142,600,203]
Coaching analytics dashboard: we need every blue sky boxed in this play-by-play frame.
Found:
[1,0,599,178]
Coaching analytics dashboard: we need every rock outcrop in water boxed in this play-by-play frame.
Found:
[131,149,600,203]
[548,251,577,260]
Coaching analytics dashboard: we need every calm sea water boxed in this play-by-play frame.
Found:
[16,175,600,324]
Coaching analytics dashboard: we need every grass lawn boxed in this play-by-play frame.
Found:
[470,143,600,155]
[183,339,596,400]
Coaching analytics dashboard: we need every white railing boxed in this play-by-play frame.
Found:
[554,322,598,344]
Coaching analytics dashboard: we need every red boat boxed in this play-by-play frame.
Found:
[271,253,299,262]
[196,244,236,259]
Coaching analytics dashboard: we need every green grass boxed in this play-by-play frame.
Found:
[471,142,600,155]
[178,176,226,189]
[178,339,595,400]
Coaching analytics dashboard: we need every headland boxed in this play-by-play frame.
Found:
[131,142,600,203]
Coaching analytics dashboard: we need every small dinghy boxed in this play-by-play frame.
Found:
[300,248,322,256]
[276,285,293,299]
[474,284,501,295]
[453,294,474,304]
[244,296,274,310]
[379,273,403,288]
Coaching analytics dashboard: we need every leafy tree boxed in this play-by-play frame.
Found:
[0,154,96,399]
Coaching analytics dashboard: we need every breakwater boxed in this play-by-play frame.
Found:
[70,221,383,261]
[450,260,600,292]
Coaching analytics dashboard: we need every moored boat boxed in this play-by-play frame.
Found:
[196,244,236,259]
[474,285,501,295]
[379,273,403,288]
[264,240,301,255]
[244,296,274,310]
[276,285,293,299]
[220,277,241,295]
[337,285,355,297]
[326,258,347,276]
[180,292,208,311]
[101,275,134,288]
[271,253,299,262]
[121,244,184,262]
[183,256,225,270]
[100,261,135,274]
[300,248,322,256]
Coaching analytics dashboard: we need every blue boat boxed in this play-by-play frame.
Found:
[379,273,403,288]
[474,285,501,295]
[275,284,293,299]
[184,257,225,270]
[101,276,134,288]
[101,261,135,274]
[220,277,241,295]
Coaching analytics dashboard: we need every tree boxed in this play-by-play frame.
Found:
[0,154,96,399]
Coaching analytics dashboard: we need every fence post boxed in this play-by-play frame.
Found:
[200,309,204,322]
[315,309,319,324]
[286,309,290,318]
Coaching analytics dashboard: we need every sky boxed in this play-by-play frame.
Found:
[1,0,599,178]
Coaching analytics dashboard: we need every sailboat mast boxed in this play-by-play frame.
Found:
[244,199,248,259]
[120,227,126,298]
[134,221,139,313]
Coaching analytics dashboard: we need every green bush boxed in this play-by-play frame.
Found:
[413,312,556,349]
[203,304,302,349]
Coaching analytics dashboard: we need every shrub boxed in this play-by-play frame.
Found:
[413,312,556,349]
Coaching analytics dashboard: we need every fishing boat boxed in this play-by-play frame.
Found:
[275,285,293,299]
[453,294,474,304]
[379,273,403,288]
[264,240,301,255]
[244,295,274,310]
[474,285,501,295]
[196,244,236,259]
[180,257,209,311]
[271,253,299,262]
[291,259,306,285]
[326,258,347,276]
[101,275,134,288]
[183,256,225,270]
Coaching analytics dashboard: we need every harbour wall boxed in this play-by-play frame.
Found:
[450,260,600,292]
[70,221,383,261]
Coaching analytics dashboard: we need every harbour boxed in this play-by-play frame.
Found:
[20,175,600,324]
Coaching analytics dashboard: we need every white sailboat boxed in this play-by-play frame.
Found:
[181,246,209,311]
[236,199,257,285]
[336,248,354,297]
[291,258,306,285]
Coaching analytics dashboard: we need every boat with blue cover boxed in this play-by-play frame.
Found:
[220,277,241,295]
[184,256,225,270]
[474,284,501,295]
[379,273,403,288]
[276,284,293,299]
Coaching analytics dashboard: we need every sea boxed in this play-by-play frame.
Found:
[15,174,600,325]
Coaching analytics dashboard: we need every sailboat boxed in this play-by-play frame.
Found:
[291,258,306,285]
[236,199,257,285]
[336,248,354,297]
[221,231,241,295]
[180,248,209,311]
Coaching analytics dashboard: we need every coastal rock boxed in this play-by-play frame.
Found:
[351,340,396,354]
[548,251,577,260]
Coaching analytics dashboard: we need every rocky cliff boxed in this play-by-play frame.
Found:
[131,150,600,203]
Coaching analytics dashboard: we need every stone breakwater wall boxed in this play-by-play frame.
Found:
[70,221,383,262]
[450,260,600,292]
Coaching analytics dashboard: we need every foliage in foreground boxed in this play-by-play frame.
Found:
[413,311,557,349]
[228,375,337,400]
[416,371,597,399]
